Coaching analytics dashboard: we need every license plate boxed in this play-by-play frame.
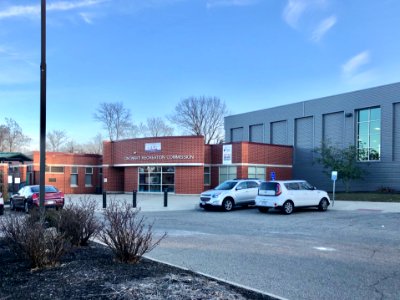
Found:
[47,200,55,205]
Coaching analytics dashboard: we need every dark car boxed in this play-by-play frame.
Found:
[10,185,64,213]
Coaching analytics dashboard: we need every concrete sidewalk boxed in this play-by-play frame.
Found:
[64,193,200,212]
[64,193,400,213]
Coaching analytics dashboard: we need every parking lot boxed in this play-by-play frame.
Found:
[141,203,400,300]
[2,194,400,299]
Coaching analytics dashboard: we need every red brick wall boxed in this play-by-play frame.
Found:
[0,164,8,197]
[246,143,293,165]
[204,144,212,164]
[30,151,102,194]
[210,142,292,165]
[103,138,293,194]
[103,167,124,192]
[175,167,203,194]
[124,167,138,192]
[210,166,219,190]
[104,136,204,166]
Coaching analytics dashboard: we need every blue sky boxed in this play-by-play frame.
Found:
[1,0,400,149]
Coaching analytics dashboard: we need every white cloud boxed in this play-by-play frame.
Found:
[283,0,330,28]
[311,15,336,42]
[282,0,310,28]
[79,12,94,24]
[341,51,376,85]
[342,51,370,77]
[0,0,107,20]
[206,0,258,9]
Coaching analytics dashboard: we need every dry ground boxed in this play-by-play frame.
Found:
[0,239,273,300]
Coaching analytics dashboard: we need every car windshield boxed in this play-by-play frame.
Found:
[31,186,58,193]
[214,181,237,190]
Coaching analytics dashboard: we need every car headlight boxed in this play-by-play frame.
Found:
[212,193,222,198]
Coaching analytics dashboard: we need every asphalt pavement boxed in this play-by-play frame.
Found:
[3,193,399,299]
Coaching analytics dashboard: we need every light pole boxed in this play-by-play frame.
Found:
[39,0,46,220]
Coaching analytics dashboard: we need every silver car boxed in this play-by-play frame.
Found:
[200,179,261,211]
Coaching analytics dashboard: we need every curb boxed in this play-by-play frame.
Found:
[93,238,286,300]
[145,255,289,300]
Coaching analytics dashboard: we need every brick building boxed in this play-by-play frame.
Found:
[103,136,293,194]
[0,151,102,197]
[1,136,292,196]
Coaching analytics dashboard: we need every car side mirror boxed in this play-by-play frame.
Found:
[313,186,317,190]
[236,186,243,191]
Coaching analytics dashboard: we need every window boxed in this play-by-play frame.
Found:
[357,107,381,161]
[85,167,93,187]
[50,166,64,173]
[204,167,211,185]
[139,166,175,193]
[71,167,78,187]
[285,182,300,190]
[219,166,237,183]
[248,166,266,180]
[45,165,64,173]
[247,181,259,189]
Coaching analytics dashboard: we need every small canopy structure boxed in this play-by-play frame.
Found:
[0,152,33,163]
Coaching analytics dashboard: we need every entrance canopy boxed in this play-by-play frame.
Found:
[0,152,33,163]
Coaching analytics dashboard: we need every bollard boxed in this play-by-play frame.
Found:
[164,188,168,207]
[132,190,137,208]
[102,191,107,209]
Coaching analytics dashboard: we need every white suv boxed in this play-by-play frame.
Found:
[255,180,330,214]
[200,179,261,211]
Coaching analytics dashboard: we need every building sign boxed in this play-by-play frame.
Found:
[145,143,161,152]
[125,154,195,161]
[223,144,232,165]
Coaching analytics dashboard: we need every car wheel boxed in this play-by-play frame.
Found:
[318,198,329,211]
[10,199,15,211]
[282,201,294,215]
[24,202,29,214]
[222,198,234,212]
[258,207,269,213]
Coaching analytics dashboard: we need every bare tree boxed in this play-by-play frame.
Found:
[62,140,83,153]
[47,130,68,152]
[1,118,31,152]
[144,117,174,137]
[82,133,104,154]
[93,102,133,141]
[169,96,227,144]
[0,125,7,152]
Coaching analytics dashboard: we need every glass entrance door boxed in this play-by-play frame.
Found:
[138,166,175,192]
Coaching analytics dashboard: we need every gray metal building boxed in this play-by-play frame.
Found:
[225,82,400,192]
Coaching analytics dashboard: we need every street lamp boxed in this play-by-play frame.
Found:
[39,0,46,220]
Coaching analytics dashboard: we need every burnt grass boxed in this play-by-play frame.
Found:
[0,239,272,300]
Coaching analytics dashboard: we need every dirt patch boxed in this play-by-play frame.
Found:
[0,239,273,299]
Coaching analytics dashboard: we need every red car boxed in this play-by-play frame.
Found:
[0,192,4,215]
[10,185,64,213]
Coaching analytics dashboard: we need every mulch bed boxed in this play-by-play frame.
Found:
[0,239,272,300]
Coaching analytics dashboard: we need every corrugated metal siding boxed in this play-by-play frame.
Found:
[225,82,400,191]
[271,121,288,145]
[295,117,314,163]
[249,124,263,142]
[231,127,243,142]
[394,103,400,161]
[323,112,344,147]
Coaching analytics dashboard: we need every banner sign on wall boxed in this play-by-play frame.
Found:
[223,144,232,165]
[145,142,161,152]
